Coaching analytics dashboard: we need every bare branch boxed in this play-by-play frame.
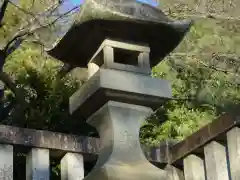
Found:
[4,33,26,52]
[4,38,23,55]
[177,12,240,21]
[43,0,66,17]
[169,52,240,75]
[4,2,79,54]
[7,0,68,43]
[198,59,233,74]
[2,100,16,121]
[0,0,9,25]
[172,52,239,57]
[46,5,79,24]
[162,0,240,21]
[30,0,35,10]
[9,1,46,27]
[8,1,35,18]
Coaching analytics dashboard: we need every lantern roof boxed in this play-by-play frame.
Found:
[44,0,192,68]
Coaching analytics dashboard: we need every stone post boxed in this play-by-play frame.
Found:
[61,153,84,180]
[204,141,230,180]
[83,101,167,180]
[227,127,240,180]
[0,145,13,180]
[183,155,205,180]
[164,165,184,180]
[26,148,50,180]
[70,39,172,180]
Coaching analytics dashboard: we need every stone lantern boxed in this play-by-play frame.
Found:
[46,0,192,179]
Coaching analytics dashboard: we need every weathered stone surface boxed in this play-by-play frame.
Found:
[183,155,205,180]
[143,140,178,165]
[70,68,172,119]
[61,153,84,180]
[83,101,167,180]
[26,148,50,180]
[169,113,240,165]
[0,145,13,180]
[0,110,239,177]
[0,124,169,165]
[164,165,184,180]
[204,141,230,180]
[88,39,151,76]
[46,0,192,69]
[227,127,240,180]
[0,113,240,167]
[0,125,100,155]
[71,68,88,82]
[0,113,239,167]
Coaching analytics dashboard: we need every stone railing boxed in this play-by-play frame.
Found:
[160,112,240,180]
[0,112,239,180]
[0,124,164,180]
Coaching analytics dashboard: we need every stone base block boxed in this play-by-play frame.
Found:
[70,68,172,120]
[84,162,167,180]
[82,101,168,180]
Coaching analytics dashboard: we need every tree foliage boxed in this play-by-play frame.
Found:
[141,0,240,145]
[0,0,240,147]
[0,0,239,178]
[0,0,96,136]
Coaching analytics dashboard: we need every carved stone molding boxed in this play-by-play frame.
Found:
[83,101,167,180]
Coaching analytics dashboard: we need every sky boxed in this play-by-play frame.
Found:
[70,0,84,6]
[7,0,159,12]
[8,0,159,48]
[136,0,159,7]
[7,0,159,8]
[69,0,159,7]
[60,0,159,16]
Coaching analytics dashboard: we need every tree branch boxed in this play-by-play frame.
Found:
[163,1,240,21]
[0,0,9,25]
[4,3,79,51]
[169,52,240,75]
[1,100,16,121]
[4,38,23,55]
[8,0,43,27]
[170,12,240,21]
[0,72,26,106]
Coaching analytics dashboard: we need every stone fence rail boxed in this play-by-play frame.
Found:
[0,112,239,179]
[164,112,240,180]
[0,123,167,180]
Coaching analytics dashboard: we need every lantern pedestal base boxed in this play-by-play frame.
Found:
[84,163,167,180]
[83,101,167,180]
